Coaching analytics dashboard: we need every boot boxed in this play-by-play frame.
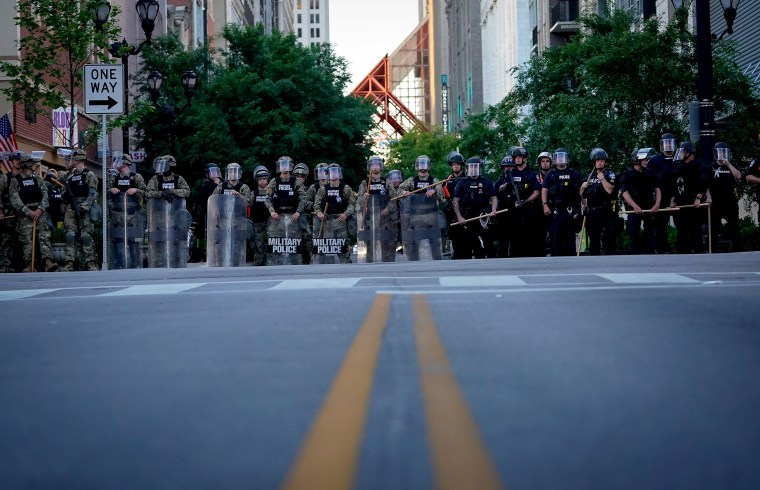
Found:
[86,261,99,271]
[63,261,75,272]
[45,258,59,272]
[22,262,35,273]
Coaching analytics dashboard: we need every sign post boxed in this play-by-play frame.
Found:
[84,64,125,271]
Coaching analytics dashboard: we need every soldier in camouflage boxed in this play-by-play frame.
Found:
[107,154,146,269]
[249,166,271,266]
[145,155,191,201]
[314,163,356,263]
[9,153,58,272]
[293,163,312,264]
[213,163,251,200]
[62,149,99,271]
[0,150,23,272]
[264,156,307,265]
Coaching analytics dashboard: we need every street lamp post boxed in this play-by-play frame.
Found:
[691,0,741,162]
[146,70,198,155]
[92,0,160,163]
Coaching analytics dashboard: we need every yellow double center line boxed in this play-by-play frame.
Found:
[282,293,503,490]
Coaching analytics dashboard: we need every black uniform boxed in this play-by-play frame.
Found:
[619,166,658,254]
[443,172,467,259]
[582,169,618,256]
[669,159,708,253]
[542,167,582,256]
[453,176,496,259]
[646,153,676,253]
[706,161,742,251]
[494,166,542,257]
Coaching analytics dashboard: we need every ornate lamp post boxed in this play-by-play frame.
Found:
[146,70,198,155]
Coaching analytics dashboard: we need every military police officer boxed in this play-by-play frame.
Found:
[357,156,396,262]
[107,154,146,269]
[293,162,313,264]
[249,166,271,266]
[62,149,99,271]
[0,150,24,272]
[314,163,356,263]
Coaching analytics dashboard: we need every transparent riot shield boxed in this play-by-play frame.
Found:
[108,192,144,269]
[147,198,192,268]
[355,193,396,263]
[312,215,350,264]
[266,213,303,265]
[206,193,248,267]
[400,193,443,261]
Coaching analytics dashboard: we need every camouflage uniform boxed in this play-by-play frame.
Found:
[145,169,192,268]
[63,161,100,271]
[302,182,324,264]
[313,180,356,263]
[398,175,445,261]
[107,168,146,269]
[264,175,307,265]
[0,166,21,272]
[356,177,397,262]
[9,168,57,272]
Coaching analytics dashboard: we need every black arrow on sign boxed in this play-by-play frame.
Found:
[89,96,118,109]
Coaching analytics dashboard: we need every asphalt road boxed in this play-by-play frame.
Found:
[1,253,759,489]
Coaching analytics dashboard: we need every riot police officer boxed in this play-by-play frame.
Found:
[443,151,467,259]
[265,156,307,265]
[249,166,271,266]
[314,163,356,263]
[293,163,313,264]
[668,142,709,254]
[214,163,251,200]
[536,151,553,255]
[452,157,498,259]
[356,156,396,262]
[580,148,618,255]
[145,155,192,267]
[191,162,222,260]
[620,148,660,254]
[706,142,742,251]
[9,154,58,272]
[495,147,542,257]
[541,148,582,256]
[62,149,99,271]
[647,133,678,253]
[107,154,146,269]
[0,150,24,272]
[398,155,445,260]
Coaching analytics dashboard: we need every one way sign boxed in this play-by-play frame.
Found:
[84,64,124,115]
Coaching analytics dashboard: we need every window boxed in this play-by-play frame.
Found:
[297,14,301,23]
[310,0,319,9]
[310,13,314,23]
[310,28,315,37]
[315,13,320,23]
[298,28,302,37]
[24,103,36,124]
[315,28,320,38]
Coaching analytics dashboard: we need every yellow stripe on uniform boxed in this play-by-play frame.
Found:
[413,294,505,490]
[281,293,392,490]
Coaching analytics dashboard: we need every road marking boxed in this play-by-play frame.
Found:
[271,278,361,290]
[412,294,504,490]
[281,294,392,490]
[439,275,526,287]
[99,283,205,296]
[0,289,56,301]
[598,273,701,284]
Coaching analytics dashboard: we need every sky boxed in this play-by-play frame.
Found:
[328,0,422,90]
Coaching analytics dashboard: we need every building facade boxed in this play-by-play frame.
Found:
[295,0,328,46]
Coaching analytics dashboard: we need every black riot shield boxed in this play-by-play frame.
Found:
[206,193,248,267]
[267,213,303,265]
[109,192,144,269]
[355,193,396,263]
[147,198,192,268]
[400,193,443,261]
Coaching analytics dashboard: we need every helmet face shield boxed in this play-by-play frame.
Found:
[328,165,342,180]
[367,156,384,172]
[554,150,569,166]
[415,156,431,171]
[388,169,402,185]
[661,137,676,156]
[466,161,481,178]
[226,164,241,181]
[673,148,684,163]
[153,157,170,174]
[315,165,329,181]
[276,157,293,173]
[208,166,221,179]
[714,146,730,161]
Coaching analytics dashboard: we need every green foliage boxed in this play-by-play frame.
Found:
[386,127,462,181]
[0,0,122,152]
[135,25,374,188]
[460,7,760,183]
[739,215,760,251]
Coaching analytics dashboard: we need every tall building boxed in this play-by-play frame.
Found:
[444,0,483,133]
[294,0,328,46]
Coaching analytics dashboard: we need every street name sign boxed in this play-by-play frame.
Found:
[84,64,124,115]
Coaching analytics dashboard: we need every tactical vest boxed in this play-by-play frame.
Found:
[673,160,705,205]
[584,171,615,208]
[272,177,297,213]
[514,167,538,203]
[459,178,490,217]
[495,173,518,210]
[622,168,656,209]
[158,174,179,190]
[250,188,270,223]
[367,178,387,195]
[114,173,135,193]
[546,169,578,204]
[412,176,438,214]
[222,181,244,195]
[67,170,91,198]
[15,174,43,208]
[324,183,349,215]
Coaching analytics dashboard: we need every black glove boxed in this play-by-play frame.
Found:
[162,190,176,203]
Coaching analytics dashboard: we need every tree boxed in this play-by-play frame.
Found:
[386,127,463,181]
[0,0,121,153]
[135,24,375,188]
[461,7,760,179]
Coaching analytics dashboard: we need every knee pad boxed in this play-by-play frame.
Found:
[65,231,76,246]
[81,233,93,247]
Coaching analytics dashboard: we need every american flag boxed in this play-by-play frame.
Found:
[0,114,18,174]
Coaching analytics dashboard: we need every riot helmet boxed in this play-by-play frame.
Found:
[713,142,730,162]
[205,163,221,179]
[153,156,170,174]
[632,147,656,165]
[367,156,384,172]
[673,141,696,164]
[276,156,293,173]
[466,158,481,178]
[660,133,677,157]
[415,155,431,171]
[67,149,86,168]
[253,165,270,180]
[293,163,309,179]
[501,155,515,167]
[226,162,242,181]
[327,163,342,180]
[511,146,528,164]
[554,148,570,166]
[388,169,403,185]
[447,151,465,166]
[10,150,26,161]
[589,148,609,163]
[163,155,177,167]
[19,154,35,170]
[314,162,329,181]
